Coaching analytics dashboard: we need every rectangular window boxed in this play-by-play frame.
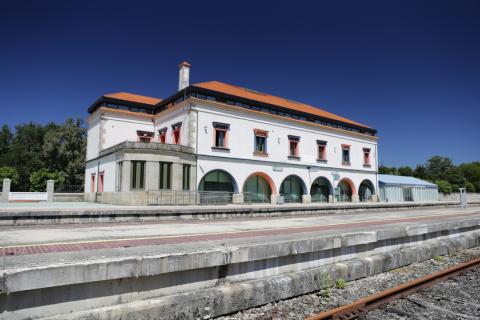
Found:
[363,148,371,165]
[137,130,153,143]
[342,144,351,164]
[213,122,230,148]
[171,122,182,145]
[159,162,172,189]
[98,172,104,193]
[90,173,95,193]
[288,135,300,158]
[158,128,167,144]
[182,164,191,190]
[116,161,123,191]
[317,140,327,161]
[131,161,145,190]
[253,129,268,155]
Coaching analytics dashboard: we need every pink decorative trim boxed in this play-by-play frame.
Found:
[243,172,278,195]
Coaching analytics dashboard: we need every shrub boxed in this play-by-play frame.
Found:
[29,169,65,191]
[335,278,347,289]
[0,166,20,187]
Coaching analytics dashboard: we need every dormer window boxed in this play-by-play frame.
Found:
[317,140,327,161]
[171,122,182,145]
[158,128,167,144]
[288,135,300,159]
[137,130,153,143]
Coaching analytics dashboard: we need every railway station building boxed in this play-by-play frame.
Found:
[84,62,379,205]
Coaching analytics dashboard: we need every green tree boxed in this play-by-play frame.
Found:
[29,169,65,192]
[465,181,476,193]
[379,165,397,175]
[0,125,13,166]
[425,156,455,181]
[0,166,20,187]
[413,165,427,180]
[42,118,86,185]
[435,179,453,194]
[397,166,413,176]
[10,122,53,190]
[459,162,480,192]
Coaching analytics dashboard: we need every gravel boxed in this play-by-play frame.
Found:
[215,247,480,320]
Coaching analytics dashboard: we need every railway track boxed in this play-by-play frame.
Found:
[305,256,480,320]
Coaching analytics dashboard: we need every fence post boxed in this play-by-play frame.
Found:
[1,178,11,202]
[46,180,55,202]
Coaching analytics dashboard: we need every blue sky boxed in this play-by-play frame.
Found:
[0,0,479,167]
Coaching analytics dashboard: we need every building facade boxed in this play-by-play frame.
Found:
[85,62,379,205]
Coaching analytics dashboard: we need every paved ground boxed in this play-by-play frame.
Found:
[1,206,479,270]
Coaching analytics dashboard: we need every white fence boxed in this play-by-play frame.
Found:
[8,192,48,202]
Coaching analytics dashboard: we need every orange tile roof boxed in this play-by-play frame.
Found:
[104,92,161,105]
[193,81,372,129]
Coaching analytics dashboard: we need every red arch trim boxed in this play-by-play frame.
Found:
[338,177,357,195]
[243,172,278,195]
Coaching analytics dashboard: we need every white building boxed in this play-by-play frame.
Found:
[85,62,379,205]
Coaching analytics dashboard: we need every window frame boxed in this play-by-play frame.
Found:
[159,161,172,190]
[182,164,191,190]
[137,130,154,143]
[158,128,167,144]
[363,148,371,166]
[253,129,268,156]
[288,135,300,159]
[171,122,182,145]
[317,140,327,162]
[130,161,146,190]
[341,144,351,165]
[212,122,230,150]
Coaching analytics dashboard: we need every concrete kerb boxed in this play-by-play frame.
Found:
[0,201,478,226]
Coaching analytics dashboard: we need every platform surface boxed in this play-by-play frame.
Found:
[1,206,479,269]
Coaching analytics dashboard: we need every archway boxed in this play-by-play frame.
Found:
[359,179,375,202]
[243,172,275,203]
[198,170,237,192]
[280,175,306,203]
[310,177,332,202]
[337,178,355,202]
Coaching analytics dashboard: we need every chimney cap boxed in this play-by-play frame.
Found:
[179,61,191,68]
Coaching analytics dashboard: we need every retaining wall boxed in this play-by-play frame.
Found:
[1,217,480,320]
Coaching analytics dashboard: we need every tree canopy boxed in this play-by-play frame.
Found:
[379,156,480,193]
[0,119,86,191]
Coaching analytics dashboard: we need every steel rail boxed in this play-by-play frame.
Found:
[305,255,480,320]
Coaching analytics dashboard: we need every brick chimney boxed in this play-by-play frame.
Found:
[178,61,191,91]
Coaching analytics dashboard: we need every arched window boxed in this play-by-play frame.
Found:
[198,170,236,192]
[337,180,353,202]
[280,175,305,203]
[243,173,273,203]
[359,180,375,202]
[310,177,332,202]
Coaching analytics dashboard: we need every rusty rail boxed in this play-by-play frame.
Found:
[305,255,480,320]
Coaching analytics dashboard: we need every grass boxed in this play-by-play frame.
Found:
[335,278,347,289]
[433,255,445,262]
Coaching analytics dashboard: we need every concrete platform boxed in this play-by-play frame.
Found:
[0,200,477,225]
[1,207,480,319]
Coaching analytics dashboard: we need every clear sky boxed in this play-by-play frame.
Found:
[1,0,479,167]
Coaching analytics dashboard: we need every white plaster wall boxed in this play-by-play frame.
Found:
[101,111,154,150]
[193,102,378,173]
[86,114,101,161]
[84,153,117,192]
[153,104,191,146]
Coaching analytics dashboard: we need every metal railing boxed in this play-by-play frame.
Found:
[55,184,84,193]
[147,190,253,206]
